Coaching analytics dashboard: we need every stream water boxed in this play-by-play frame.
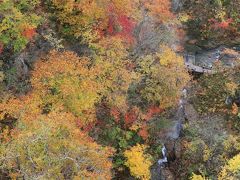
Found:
[158,145,168,167]
[157,89,187,179]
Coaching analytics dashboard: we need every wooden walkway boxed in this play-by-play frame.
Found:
[184,54,213,74]
[185,62,213,74]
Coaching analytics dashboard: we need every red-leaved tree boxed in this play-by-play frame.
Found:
[21,28,37,40]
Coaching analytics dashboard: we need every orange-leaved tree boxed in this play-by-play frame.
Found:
[0,51,101,126]
[0,49,117,178]
[0,110,113,179]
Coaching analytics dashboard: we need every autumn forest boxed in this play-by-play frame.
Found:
[0,0,240,179]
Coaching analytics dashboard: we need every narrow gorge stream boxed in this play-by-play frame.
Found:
[153,88,188,180]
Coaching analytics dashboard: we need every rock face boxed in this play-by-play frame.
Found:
[151,164,175,180]
[167,98,185,140]
[184,103,198,122]
[221,48,240,66]
[167,121,182,140]
[13,52,30,80]
[134,15,176,56]
[1,27,65,93]
[160,168,175,180]
[194,46,240,68]
[13,29,59,78]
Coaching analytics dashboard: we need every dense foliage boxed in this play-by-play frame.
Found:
[178,66,240,179]
[137,46,190,108]
[183,0,240,47]
[0,112,112,179]
[0,0,41,52]
[0,0,239,179]
[193,67,240,128]
[47,0,141,45]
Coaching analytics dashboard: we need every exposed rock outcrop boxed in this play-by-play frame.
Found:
[133,15,176,56]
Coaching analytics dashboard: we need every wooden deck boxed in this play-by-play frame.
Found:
[184,54,213,74]
[185,62,213,74]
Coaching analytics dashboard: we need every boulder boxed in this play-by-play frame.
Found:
[194,46,240,68]
[160,168,175,180]
[184,103,198,122]
[151,164,175,180]
[167,121,182,140]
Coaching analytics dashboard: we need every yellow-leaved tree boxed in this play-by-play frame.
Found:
[137,45,190,109]
[124,144,152,179]
[218,153,240,180]
[93,36,135,111]
[191,173,205,180]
